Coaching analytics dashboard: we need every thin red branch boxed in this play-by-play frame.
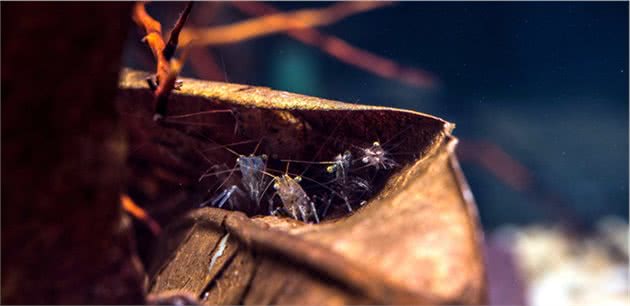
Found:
[230,1,438,88]
[132,1,193,118]
[121,194,162,236]
[164,2,194,61]
[133,2,168,84]
[181,2,392,46]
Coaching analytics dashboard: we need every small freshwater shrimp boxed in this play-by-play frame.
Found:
[358,141,398,170]
[197,139,269,209]
[281,150,353,185]
[325,150,352,183]
[199,156,267,209]
[281,150,369,213]
[355,124,421,171]
[199,157,268,210]
[236,154,268,203]
[197,138,322,224]
[206,185,242,208]
[198,164,242,209]
[271,174,319,223]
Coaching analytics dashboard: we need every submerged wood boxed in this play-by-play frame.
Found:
[117,69,487,305]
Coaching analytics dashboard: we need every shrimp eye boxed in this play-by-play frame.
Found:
[326,165,336,173]
[294,176,302,183]
[273,183,280,190]
[373,141,380,147]
[362,157,369,163]
[261,154,268,160]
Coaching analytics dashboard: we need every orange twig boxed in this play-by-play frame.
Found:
[132,1,193,118]
[121,194,162,236]
[133,2,168,84]
[164,1,193,60]
[181,2,392,46]
[230,1,438,88]
[154,56,187,118]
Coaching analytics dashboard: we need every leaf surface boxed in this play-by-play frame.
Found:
[118,69,486,305]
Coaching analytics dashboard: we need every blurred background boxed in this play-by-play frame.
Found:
[122,2,628,305]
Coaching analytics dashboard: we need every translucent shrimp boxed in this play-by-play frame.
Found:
[355,124,420,171]
[280,150,352,185]
[325,150,352,184]
[327,150,371,193]
[358,141,398,170]
[236,154,268,203]
[197,139,270,209]
[271,174,319,223]
[206,185,242,208]
[281,149,370,213]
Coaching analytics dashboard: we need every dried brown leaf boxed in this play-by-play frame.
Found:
[117,69,486,305]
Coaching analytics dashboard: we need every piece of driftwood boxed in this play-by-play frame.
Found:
[1,3,146,304]
[117,69,486,305]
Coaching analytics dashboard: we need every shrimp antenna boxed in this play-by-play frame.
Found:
[252,137,264,155]
[199,168,237,182]
[279,159,337,165]
[166,109,233,120]
[299,110,353,176]
[201,139,261,153]
[372,124,416,148]
[237,163,277,180]
[285,160,291,175]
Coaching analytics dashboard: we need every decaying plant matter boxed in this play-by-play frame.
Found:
[117,69,487,304]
